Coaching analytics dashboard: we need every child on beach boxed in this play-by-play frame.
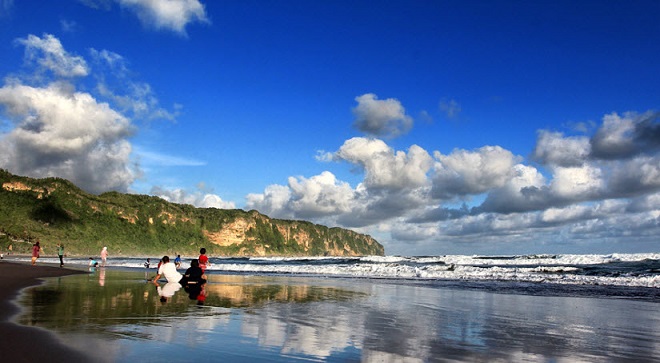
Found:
[174,254,182,269]
[198,248,209,273]
[57,243,64,267]
[31,241,40,265]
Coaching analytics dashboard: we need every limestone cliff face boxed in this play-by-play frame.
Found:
[201,211,384,257]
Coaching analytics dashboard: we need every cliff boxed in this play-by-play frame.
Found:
[0,169,384,257]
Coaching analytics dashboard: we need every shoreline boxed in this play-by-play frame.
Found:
[0,261,91,362]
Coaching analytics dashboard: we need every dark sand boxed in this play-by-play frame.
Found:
[0,261,89,362]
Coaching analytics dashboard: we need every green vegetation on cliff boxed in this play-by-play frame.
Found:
[0,169,384,257]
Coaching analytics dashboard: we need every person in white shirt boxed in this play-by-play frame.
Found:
[152,255,182,284]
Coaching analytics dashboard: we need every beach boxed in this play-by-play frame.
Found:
[0,261,88,362]
[2,256,660,362]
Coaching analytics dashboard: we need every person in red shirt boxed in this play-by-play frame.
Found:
[198,247,209,273]
[31,240,40,265]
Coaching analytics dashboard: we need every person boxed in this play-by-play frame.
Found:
[181,259,207,300]
[152,256,182,284]
[174,254,182,269]
[198,248,209,273]
[31,241,40,265]
[89,257,99,267]
[144,258,151,268]
[181,259,206,285]
[57,243,65,267]
[100,246,108,266]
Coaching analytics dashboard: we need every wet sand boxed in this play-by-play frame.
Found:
[0,261,89,362]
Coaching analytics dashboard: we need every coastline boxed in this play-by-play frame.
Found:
[0,261,90,363]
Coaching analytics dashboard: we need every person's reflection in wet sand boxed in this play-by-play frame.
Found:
[99,267,105,286]
[157,281,181,304]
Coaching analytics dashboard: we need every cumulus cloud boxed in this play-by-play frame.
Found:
[247,108,660,254]
[352,94,413,138]
[333,137,432,190]
[590,111,660,160]
[151,185,235,209]
[246,171,356,220]
[431,146,519,199]
[117,0,210,34]
[0,33,182,195]
[246,184,293,218]
[0,82,135,193]
[532,130,590,167]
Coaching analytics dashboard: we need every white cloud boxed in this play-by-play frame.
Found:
[590,112,637,159]
[16,34,89,78]
[90,48,179,121]
[151,185,235,209]
[134,148,205,166]
[117,0,210,34]
[549,164,603,200]
[246,184,293,218]
[244,108,660,254]
[352,94,413,138]
[334,137,432,190]
[432,146,519,199]
[541,205,592,224]
[0,82,136,193]
[532,130,590,167]
[246,171,355,220]
[608,155,660,197]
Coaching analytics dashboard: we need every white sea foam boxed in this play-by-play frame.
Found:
[9,253,660,288]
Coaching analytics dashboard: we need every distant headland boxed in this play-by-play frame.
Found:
[0,169,384,257]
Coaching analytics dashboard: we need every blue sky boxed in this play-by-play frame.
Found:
[0,0,658,256]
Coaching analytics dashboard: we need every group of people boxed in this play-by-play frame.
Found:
[88,247,109,269]
[28,240,107,269]
[30,240,67,267]
[152,248,210,304]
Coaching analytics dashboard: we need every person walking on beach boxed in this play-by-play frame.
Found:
[198,248,209,273]
[152,256,182,284]
[100,246,108,266]
[31,241,40,265]
[57,243,64,267]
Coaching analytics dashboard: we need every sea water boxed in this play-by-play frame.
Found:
[13,255,660,362]
[16,252,660,290]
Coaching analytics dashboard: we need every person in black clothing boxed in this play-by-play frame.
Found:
[180,259,207,300]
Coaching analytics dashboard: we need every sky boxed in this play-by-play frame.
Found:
[0,0,658,256]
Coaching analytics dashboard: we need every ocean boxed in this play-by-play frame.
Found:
[9,253,660,362]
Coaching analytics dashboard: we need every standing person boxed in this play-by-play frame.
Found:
[100,246,108,266]
[198,248,209,273]
[31,241,40,266]
[57,243,65,267]
[174,254,182,269]
[152,256,182,284]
